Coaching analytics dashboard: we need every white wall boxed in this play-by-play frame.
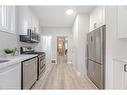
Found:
[105,6,127,89]
[72,14,89,75]
[40,27,72,64]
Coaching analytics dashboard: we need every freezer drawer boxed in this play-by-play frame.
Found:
[87,59,94,80]
[92,62,104,89]
[87,59,104,89]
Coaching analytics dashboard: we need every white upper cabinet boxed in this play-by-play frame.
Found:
[0,6,8,32]
[31,14,39,34]
[18,7,31,35]
[117,6,127,39]
[0,6,16,33]
[7,6,16,33]
[18,7,39,35]
[89,7,105,31]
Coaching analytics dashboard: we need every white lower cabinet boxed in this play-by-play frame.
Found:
[113,59,127,89]
[0,63,21,89]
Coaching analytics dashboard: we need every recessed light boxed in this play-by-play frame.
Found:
[66,9,74,15]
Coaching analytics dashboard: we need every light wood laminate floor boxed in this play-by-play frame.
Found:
[32,63,97,89]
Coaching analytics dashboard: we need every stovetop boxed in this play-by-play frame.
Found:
[20,47,45,56]
[21,51,45,55]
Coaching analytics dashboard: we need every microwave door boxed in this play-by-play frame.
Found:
[30,32,37,42]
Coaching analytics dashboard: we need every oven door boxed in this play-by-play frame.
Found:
[39,56,46,76]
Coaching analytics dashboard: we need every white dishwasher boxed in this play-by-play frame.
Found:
[21,57,38,89]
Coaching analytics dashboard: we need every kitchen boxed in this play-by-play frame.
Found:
[0,6,127,90]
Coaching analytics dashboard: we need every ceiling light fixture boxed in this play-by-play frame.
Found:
[66,9,74,15]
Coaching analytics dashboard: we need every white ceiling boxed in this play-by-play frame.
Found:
[30,6,95,27]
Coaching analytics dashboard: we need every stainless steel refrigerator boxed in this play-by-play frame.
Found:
[87,25,106,89]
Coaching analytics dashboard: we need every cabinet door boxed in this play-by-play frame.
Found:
[102,7,105,26]
[18,7,31,35]
[7,6,16,33]
[0,6,8,32]
[124,64,127,89]
[0,6,16,33]
[113,60,127,89]
[89,7,105,32]
[118,6,127,38]
[89,9,97,31]
[0,63,21,89]
[32,15,39,34]
[34,19,39,34]
[97,7,105,28]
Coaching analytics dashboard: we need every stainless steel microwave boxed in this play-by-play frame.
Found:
[20,29,40,43]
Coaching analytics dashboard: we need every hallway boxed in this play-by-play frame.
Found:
[32,63,97,89]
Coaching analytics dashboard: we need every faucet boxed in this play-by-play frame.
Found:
[13,48,19,56]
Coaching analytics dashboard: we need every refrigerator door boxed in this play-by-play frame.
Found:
[87,32,96,61]
[95,25,105,64]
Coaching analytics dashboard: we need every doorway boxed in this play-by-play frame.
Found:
[57,36,68,64]
[41,36,52,64]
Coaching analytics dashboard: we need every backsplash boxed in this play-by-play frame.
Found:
[0,31,42,57]
[19,41,42,52]
[0,31,19,56]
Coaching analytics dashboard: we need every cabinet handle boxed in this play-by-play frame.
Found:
[124,64,127,72]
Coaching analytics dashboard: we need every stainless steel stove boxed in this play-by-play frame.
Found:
[20,47,46,80]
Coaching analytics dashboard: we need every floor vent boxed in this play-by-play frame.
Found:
[51,60,56,63]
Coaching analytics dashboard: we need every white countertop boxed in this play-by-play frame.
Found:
[0,54,38,69]
[113,57,127,63]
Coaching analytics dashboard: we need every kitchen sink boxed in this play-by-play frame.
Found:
[0,60,10,63]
